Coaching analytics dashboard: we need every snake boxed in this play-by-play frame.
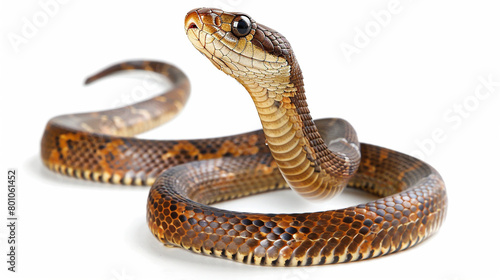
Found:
[41,8,447,266]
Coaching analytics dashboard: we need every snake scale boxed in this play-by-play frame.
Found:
[41,8,447,266]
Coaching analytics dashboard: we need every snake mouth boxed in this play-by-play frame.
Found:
[185,9,233,72]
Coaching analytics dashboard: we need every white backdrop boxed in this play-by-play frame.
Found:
[1,0,499,279]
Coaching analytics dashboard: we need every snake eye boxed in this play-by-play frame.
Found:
[231,15,252,37]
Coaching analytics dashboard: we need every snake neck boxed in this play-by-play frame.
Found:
[237,60,358,200]
[183,8,359,199]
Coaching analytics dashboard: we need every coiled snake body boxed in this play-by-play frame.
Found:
[41,8,447,266]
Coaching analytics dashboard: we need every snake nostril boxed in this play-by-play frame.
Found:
[185,10,201,31]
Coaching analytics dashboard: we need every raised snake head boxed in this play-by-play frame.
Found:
[184,7,303,95]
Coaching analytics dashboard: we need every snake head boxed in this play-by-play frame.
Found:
[185,8,296,85]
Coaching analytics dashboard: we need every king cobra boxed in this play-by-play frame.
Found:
[41,8,447,266]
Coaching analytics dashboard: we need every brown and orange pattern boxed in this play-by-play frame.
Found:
[41,8,447,266]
